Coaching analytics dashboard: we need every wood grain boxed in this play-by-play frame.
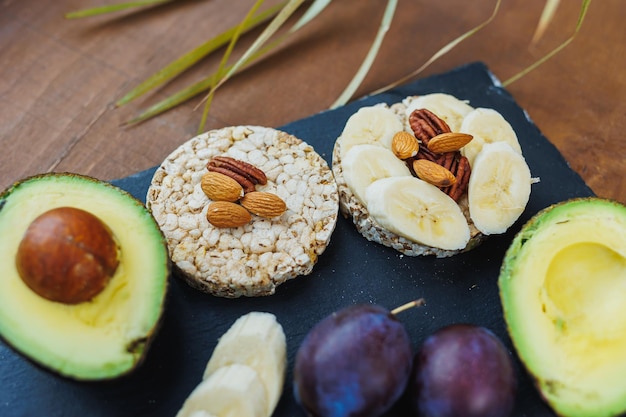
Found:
[1,0,624,203]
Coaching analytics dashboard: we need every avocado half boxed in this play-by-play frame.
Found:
[0,173,170,380]
[499,198,626,417]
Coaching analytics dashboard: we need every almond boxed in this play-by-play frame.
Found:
[240,191,287,218]
[201,172,244,202]
[427,132,473,153]
[412,159,457,188]
[391,131,420,160]
[206,201,251,228]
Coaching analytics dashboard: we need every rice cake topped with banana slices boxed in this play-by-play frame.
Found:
[332,93,536,258]
[147,126,339,298]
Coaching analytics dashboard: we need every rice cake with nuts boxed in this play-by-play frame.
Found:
[332,98,485,258]
[147,126,339,298]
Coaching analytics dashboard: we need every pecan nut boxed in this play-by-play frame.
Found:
[206,156,268,193]
[207,165,256,193]
[409,108,451,144]
[445,155,471,202]
[208,156,267,185]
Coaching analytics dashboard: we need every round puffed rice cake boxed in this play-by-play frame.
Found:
[332,99,485,258]
[147,126,339,298]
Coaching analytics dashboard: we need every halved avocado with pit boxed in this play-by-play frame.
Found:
[499,197,626,417]
[0,173,170,380]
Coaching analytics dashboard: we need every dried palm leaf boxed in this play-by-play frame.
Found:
[116,3,283,106]
[65,0,176,19]
[330,0,397,109]
[197,0,268,132]
[67,0,591,129]
[373,0,501,96]
[503,0,591,86]
[532,0,561,44]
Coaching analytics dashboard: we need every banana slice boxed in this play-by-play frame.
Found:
[203,312,286,417]
[338,105,404,157]
[459,107,522,167]
[405,93,474,131]
[176,364,268,417]
[468,141,532,235]
[365,176,470,250]
[342,144,412,205]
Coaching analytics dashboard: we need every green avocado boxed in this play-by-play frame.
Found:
[0,173,170,380]
[499,198,626,417]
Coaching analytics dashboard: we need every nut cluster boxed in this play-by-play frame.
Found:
[392,109,472,202]
[201,156,286,228]
[207,156,267,193]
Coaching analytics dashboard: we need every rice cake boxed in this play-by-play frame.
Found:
[147,126,339,298]
[332,99,485,258]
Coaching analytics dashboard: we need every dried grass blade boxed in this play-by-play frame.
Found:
[65,0,174,19]
[290,0,332,33]
[116,3,283,106]
[532,0,561,44]
[207,0,306,95]
[198,0,267,132]
[373,0,501,95]
[126,40,282,125]
[125,76,217,126]
[503,0,591,86]
[330,0,397,109]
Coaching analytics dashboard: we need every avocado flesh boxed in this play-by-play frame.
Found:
[0,174,169,380]
[499,198,626,417]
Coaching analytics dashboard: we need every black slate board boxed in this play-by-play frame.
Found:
[0,62,594,417]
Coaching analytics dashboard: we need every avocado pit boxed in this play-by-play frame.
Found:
[15,206,120,304]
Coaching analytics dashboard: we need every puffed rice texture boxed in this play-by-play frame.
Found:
[147,126,339,298]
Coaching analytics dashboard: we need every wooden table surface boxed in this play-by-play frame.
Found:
[2,0,625,204]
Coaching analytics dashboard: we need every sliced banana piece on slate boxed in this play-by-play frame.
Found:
[176,364,268,417]
[177,312,287,417]
[203,312,287,417]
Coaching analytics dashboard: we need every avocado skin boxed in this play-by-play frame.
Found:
[0,172,171,381]
[499,197,626,417]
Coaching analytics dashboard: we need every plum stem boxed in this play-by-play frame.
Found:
[391,298,425,315]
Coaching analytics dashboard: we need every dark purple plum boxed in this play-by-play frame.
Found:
[408,324,517,417]
[293,304,413,417]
